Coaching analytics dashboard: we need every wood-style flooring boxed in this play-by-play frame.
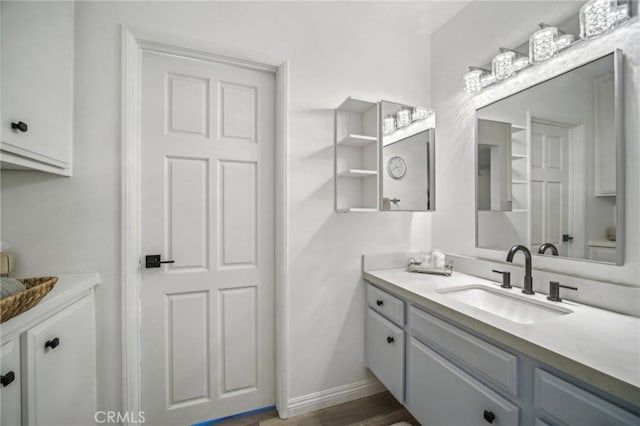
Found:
[214,392,419,426]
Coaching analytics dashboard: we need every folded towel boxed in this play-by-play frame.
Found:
[1,277,26,298]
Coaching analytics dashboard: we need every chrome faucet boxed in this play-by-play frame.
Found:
[538,242,559,256]
[506,244,534,295]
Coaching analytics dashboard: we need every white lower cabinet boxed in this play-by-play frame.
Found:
[365,308,404,402]
[1,339,22,425]
[23,294,97,426]
[406,337,519,426]
[535,369,639,425]
[364,283,640,426]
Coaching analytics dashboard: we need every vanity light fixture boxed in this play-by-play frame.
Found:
[492,48,529,81]
[555,33,576,50]
[463,66,492,94]
[529,24,560,64]
[579,0,630,39]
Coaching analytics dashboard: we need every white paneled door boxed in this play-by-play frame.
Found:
[140,51,275,426]
[530,120,570,257]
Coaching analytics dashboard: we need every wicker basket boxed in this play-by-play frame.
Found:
[1,276,58,323]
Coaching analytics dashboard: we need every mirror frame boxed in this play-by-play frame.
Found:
[473,49,625,266]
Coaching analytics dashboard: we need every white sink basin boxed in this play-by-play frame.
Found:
[437,285,572,324]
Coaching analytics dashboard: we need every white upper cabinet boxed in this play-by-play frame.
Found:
[1,1,74,175]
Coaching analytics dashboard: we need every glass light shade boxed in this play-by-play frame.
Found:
[396,108,411,128]
[513,56,531,72]
[464,69,484,94]
[479,73,496,88]
[383,115,396,135]
[555,34,576,50]
[579,0,617,39]
[412,107,429,122]
[492,51,516,81]
[612,3,630,24]
[529,26,559,64]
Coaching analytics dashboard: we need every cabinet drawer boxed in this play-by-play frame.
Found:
[365,308,404,402]
[535,369,639,425]
[406,337,519,426]
[367,284,404,326]
[409,305,518,395]
[1,339,21,426]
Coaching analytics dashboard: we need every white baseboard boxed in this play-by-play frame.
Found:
[286,378,385,418]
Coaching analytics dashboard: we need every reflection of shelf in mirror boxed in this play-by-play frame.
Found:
[337,134,377,147]
[338,169,378,178]
[336,208,378,213]
[383,118,433,146]
[511,124,526,133]
[511,209,528,213]
[511,154,527,159]
[512,180,527,184]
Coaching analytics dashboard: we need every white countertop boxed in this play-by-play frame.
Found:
[363,268,640,407]
[1,273,100,339]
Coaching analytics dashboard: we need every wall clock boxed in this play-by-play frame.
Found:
[387,156,407,179]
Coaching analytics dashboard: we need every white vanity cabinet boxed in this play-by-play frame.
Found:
[364,282,640,426]
[0,0,74,175]
[406,337,519,426]
[535,369,639,426]
[365,285,405,402]
[23,294,97,426]
[0,274,99,426]
[1,338,22,426]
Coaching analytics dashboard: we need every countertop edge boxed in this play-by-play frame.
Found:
[363,271,640,408]
[1,273,101,338]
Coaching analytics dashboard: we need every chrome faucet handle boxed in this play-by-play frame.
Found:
[547,281,578,302]
[492,270,512,289]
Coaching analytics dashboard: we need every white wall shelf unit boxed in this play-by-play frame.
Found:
[334,97,379,212]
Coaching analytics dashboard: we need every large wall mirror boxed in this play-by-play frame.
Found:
[476,50,624,264]
[380,101,436,211]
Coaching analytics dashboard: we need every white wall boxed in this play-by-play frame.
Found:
[431,2,640,286]
[0,1,469,415]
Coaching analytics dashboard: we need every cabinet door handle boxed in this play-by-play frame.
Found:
[45,337,60,350]
[483,410,495,423]
[11,121,28,132]
[376,299,383,306]
[386,336,394,344]
[0,371,15,387]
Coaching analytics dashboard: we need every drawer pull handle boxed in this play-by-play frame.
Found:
[11,121,28,132]
[376,299,384,306]
[0,371,15,387]
[386,336,394,344]
[45,337,60,351]
[483,410,495,423]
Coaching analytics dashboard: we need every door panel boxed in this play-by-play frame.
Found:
[530,121,569,256]
[141,51,274,425]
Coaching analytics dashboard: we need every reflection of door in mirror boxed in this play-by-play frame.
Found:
[530,120,571,258]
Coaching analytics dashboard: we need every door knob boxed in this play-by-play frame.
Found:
[562,234,574,242]
[1,371,15,387]
[376,299,384,306]
[386,336,395,344]
[145,255,175,268]
[45,337,60,350]
[11,121,28,132]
